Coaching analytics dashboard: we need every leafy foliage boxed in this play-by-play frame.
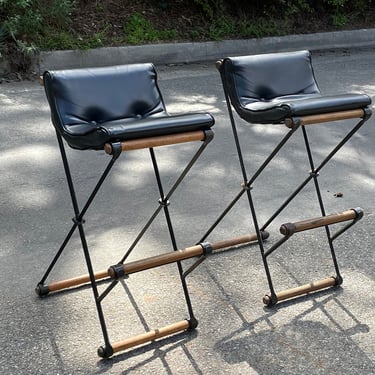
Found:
[124,12,177,44]
[0,0,374,73]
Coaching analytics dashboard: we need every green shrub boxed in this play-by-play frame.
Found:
[124,12,177,44]
[208,16,236,40]
[1,0,75,44]
[239,19,279,39]
[0,0,76,71]
[191,0,225,20]
[1,0,375,73]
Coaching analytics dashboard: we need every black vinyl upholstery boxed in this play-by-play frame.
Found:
[219,50,371,124]
[43,64,214,150]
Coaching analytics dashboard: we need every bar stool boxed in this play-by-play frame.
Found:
[35,63,217,358]
[201,50,371,306]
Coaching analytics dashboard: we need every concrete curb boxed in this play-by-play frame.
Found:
[35,28,375,73]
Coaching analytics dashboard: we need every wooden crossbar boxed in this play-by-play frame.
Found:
[99,319,191,357]
[46,269,109,293]
[285,109,365,128]
[109,244,204,278]
[109,232,268,278]
[38,233,264,294]
[210,232,268,251]
[280,208,361,236]
[263,277,337,306]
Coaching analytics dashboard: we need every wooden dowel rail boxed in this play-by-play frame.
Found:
[39,232,264,294]
[109,244,204,278]
[280,208,362,237]
[45,269,109,293]
[98,319,191,357]
[285,109,365,128]
[263,276,337,306]
[210,231,269,251]
[109,233,267,278]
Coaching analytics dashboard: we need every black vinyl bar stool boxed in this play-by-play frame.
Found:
[200,50,372,306]
[35,63,217,358]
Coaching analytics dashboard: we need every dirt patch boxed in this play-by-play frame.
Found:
[72,1,206,44]
[71,1,375,46]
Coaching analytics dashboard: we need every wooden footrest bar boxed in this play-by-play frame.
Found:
[210,231,269,251]
[35,269,110,295]
[108,232,268,279]
[280,208,363,236]
[36,232,266,295]
[97,319,192,358]
[263,276,338,306]
[109,244,204,278]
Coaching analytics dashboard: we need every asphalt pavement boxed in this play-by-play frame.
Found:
[0,45,374,374]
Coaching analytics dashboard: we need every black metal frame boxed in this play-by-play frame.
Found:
[36,128,214,357]
[199,77,371,306]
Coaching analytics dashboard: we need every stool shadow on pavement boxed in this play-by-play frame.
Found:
[214,292,373,374]
[94,330,200,375]
[37,275,203,375]
[93,278,203,375]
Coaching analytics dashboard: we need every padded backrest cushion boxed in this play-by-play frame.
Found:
[221,50,321,108]
[43,64,166,138]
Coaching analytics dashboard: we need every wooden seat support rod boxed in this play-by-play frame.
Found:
[284,109,365,128]
[104,130,207,154]
[36,232,268,295]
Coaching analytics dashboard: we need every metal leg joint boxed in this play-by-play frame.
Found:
[241,182,252,191]
[263,292,278,307]
[72,217,85,225]
[158,197,170,207]
[203,128,214,143]
[284,116,301,129]
[200,241,213,256]
[108,264,126,280]
[188,317,199,330]
[335,274,343,285]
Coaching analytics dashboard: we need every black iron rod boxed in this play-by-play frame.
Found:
[302,126,341,278]
[261,116,368,231]
[119,135,212,264]
[199,95,298,243]
[149,147,196,319]
[38,136,120,285]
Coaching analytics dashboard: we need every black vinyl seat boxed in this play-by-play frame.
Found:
[37,63,215,358]
[43,64,213,150]
[220,51,370,123]
[200,50,371,307]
